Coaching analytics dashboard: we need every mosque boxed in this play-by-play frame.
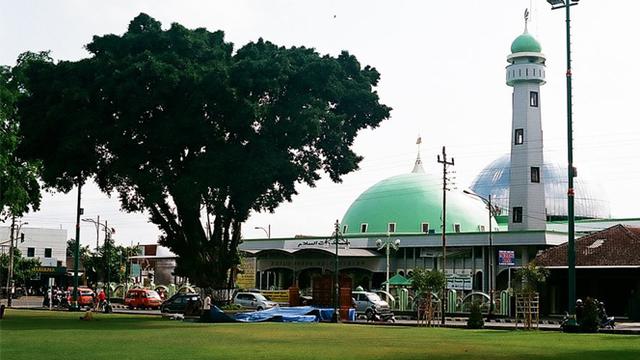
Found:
[238,15,640,316]
[122,14,639,316]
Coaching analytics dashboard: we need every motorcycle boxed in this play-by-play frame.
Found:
[561,299,615,331]
[598,302,615,329]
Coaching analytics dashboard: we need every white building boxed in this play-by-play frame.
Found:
[0,226,67,267]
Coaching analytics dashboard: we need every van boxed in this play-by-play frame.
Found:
[352,290,392,317]
[124,289,162,310]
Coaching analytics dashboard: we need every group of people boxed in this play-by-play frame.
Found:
[41,286,108,311]
[42,287,70,308]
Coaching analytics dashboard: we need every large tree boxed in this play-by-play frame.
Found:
[17,14,391,288]
[0,55,43,218]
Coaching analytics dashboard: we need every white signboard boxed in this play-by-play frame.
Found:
[446,275,473,290]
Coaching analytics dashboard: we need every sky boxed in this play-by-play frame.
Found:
[2,0,639,247]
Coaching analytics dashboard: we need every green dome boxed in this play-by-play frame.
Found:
[341,172,495,234]
[511,32,541,53]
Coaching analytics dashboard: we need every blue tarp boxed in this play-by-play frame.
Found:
[206,306,356,323]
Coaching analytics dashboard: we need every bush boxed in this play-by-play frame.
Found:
[220,303,243,311]
[579,297,600,333]
[467,301,484,329]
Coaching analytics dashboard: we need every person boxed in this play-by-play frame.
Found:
[97,289,107,311]
[201,293,212,322]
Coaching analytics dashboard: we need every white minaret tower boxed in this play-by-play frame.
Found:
[507,10,546,231]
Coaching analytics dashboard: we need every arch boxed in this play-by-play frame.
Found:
[296,267,323,293]
[473,270,484,291]
[495,268,512,291]
[460,291,491,313]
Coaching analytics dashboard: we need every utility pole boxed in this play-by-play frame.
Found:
[437,146,454,326]
[72,181,83,311]
[332,220,340,323]
[105,220,111,303]
[5,215,16,307]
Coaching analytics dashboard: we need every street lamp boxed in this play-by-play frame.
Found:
[82,218,115,303]
[463,189,499,319]
[546,0,579,325]
[376,234,400,295]
[254,225,271,239]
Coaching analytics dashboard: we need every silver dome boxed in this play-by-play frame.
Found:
[470,154,610,220]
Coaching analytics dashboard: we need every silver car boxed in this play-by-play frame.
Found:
[233,292,279,311]
[352,291,392,317]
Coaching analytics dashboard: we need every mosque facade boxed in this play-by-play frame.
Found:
[136,15,637,315]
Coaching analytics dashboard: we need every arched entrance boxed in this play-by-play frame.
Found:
[474,270,484,292]
[258,267,294,290]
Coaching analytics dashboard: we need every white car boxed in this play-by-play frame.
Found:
[233,292,279,311]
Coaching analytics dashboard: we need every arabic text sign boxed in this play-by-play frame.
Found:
[446,275,473,290]
[498,250,515,266]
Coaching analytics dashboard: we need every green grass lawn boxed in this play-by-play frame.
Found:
[1,309,638,360]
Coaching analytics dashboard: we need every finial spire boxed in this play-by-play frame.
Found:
[524,8,530,33]
[412,136,424,173]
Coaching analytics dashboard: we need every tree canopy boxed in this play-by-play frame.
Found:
[16,13,391,288]
[0,55,43,218]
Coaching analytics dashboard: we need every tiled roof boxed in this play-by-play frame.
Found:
[535,224,640,267]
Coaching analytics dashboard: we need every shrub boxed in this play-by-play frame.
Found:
[579,297,600,333]
[220,303,243,311]
[467,301,485,329]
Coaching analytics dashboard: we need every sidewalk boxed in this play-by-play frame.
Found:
[351,317,640,334]
[4,298,640,334]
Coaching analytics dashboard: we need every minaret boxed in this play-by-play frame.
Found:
[506,10,546,231]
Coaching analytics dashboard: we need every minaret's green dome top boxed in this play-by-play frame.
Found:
[340,170,495,235]
[511,32,541,53]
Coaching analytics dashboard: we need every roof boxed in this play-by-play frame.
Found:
[470,154,611,220]
[535,224,640,267]
[341,171,495,234]
[511,31,541,53]
[241,248,379,257]
[383,274,413,286]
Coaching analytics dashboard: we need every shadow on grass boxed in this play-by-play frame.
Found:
[0,309,204,332]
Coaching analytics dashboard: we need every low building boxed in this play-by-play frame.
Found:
[1,226,67,292]
[535,224,640,318]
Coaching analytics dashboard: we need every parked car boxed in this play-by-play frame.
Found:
[233,292,279,311]
[160,293,201,314]
[352,290,393,318]
[66,287,95,307]
[124,289,163,310]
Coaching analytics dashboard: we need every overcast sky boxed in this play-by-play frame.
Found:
[2,0,639,246]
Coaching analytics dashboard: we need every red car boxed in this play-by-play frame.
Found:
[67,287,95,307]
[124,289,163,310]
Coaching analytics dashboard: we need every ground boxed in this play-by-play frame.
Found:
[1,310,639,360]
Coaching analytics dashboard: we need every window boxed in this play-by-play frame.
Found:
[531,167,540,183]
[530,91,538,107]
[27,247,35,257]
[360,223,368,233]
[515,128,524,145]
[388,223,396,233]
[421,223,430,233]
[453,223,461,233]
[44,248,52,258]
[513,207,523,223]
[342,225,348,234]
